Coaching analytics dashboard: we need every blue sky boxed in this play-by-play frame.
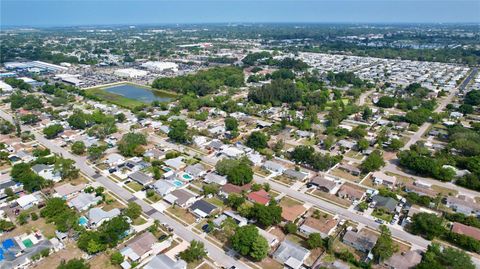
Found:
[1,0,479,27]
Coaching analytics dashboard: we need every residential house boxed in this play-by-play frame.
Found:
[281,204,307,222]
[310,175,337,193]
[446,195,480,216]
[337,163,361,176]
[258,227,279,248]
[219,183,251,198]
[372,172,397,188]
[215,210,248,227]
[16,194,39,210]
[337,184,364,201]
[105,153,125,167]
[31,164,61,182]
[144,148,166,160]
[204,172,227,185]
[68,193,102,211]
[121,232,158,262]
[163,189,197,208]
[263,160,286,174]
[296,130,314,139]
[153,180,176,196]
[342,230,378,253]
[299,216,338,238]
[451,222,480,241]
[0,174,23,201]
[143,254,186,269]
[164,157,186,170]
[383,250,422,269]
[272,240,310,269]
[404,182,438,198]
[247,189,271,205]
[88,208,121,228]
[372,195,398,212]
[128,171,153,186]
[54,183,85,199]
[184,163,207,179]
[189,199,217,218]
[283,169,308,181]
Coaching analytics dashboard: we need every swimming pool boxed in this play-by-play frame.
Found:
[182,173,193,181]
[173,180,184,188]
[162,167,172,172]
[79,216,88,226]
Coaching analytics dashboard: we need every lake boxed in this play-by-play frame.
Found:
[103,84,174,103]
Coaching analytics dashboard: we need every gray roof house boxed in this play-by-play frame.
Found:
[153,180,176,196]
[164,157,186,170]
[283,169,308,181]
[68,193,102,212]
[272,240,310,269]
[342,230,378,253]
[88,207,121,228]
[204,172,227,185]
[144,254,186,269]
[163,189,197,208]
[310,175,337,193]
[372,195,398,212]
[446,195,480,216]
[263,160,286,173]
[128,171,153,186]
[189,199,217,218]
[184,163,207,178]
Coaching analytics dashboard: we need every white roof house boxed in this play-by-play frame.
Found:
[17,194,39,209]
[0,81,13,92]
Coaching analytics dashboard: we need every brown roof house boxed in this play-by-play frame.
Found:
[336,184,365,201]
[451,222,480,241]
[310,175,337,193]
[120,232,160,263]
[299,216,338,238]
[281,204,307,222]
[219,183,251,198]
[342,230,378,253]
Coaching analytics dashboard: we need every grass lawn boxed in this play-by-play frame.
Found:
[205,197,225,208]
[345,150,364,160]
[251,257,283,269]
[273,175,295,186]
[147,193,162,202]
[166,207,197,225]
[186,185,202,195]
[279,196,302,207]
[253,166,271,177]
[196,263,215,269]
[285,233,306,246]
[186,259,204,269]
[385,172,414,185]
[102,193,126,211]
[372,208,393,222]
[431,184,458,196]
[132,217,147,226]
[126,181,143,192]
[330,168,360,183]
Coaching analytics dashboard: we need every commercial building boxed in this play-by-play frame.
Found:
[114,68,148,78]
[141,61,178,72]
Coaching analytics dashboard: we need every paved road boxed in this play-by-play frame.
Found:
[0,109,250,269]
[402,68,477,150]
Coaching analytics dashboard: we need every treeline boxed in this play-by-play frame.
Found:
[151,66,244,96]
[326,71,367,88]
[290,145,342,171]
[398,145,455,182]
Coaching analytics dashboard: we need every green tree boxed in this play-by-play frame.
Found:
[409,213,445,240]
[360,150,385,173]
[124,202,142,220]
[88,145,106,161]
[372,225,396,263]
[43,124,64,139]
[71,141,86,155]
[168,119,190,144]
[376,96,395,108]
[231,225,268,260]
[388,138,404,151]
[284,222,298,234]
[246,131,268,150]
[416,243,474,269]
[225,117,238,131]
[179,240,207,263]
[110,251,124,265]
[306,233,323,249]
[250,236,269,261]
[118,132,147,157]
[57,259,90,269]
[54,158,79,179]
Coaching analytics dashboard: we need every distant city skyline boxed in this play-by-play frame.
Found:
[1,0,479,27]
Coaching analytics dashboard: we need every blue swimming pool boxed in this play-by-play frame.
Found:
[79,216,88,226]
[182,173,193,180]
[173,180,184,188]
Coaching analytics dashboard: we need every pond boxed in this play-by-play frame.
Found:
[103,84,174,103]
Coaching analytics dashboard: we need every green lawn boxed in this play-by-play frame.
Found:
[126,182,143,192]
[372,208,393,222]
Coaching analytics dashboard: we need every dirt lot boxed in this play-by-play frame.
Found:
[0,218,56,241]
[89,252,119,269]
[34,242,85,269]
